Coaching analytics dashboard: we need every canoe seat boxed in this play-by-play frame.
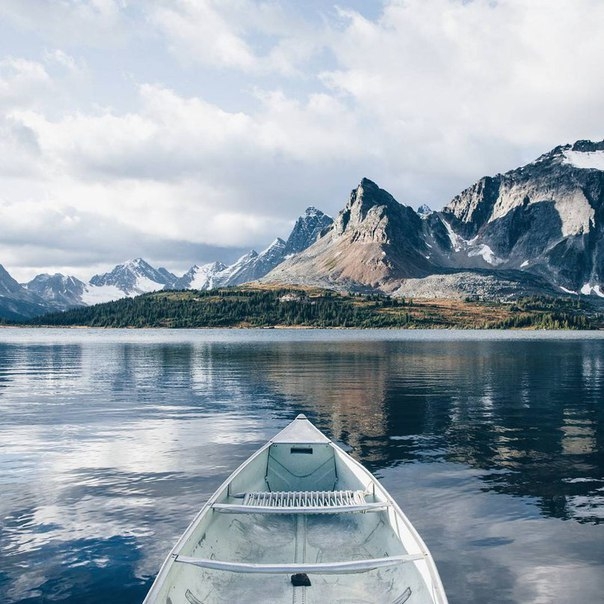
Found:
[212,490,389,514]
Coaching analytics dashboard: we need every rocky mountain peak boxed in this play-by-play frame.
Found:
[439,138,604,293]
[264,178,436,290]
[90,258,176,293]
[263,237,286,253]
[443,139,604,239]
[24,273,86,309]
[0,264,54,319]
[570,139,604,153]
[0,264,25,296]
[284,207,333,255]
[333,178,417,244]
[350,177,401,212]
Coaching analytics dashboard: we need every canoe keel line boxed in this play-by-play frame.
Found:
[144,415,448,603]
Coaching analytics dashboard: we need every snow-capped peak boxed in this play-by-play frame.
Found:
[89,258,176,295]
[260,238,286,256]
[173,261,227,290]
[304,206,331,219]
[284,207,334,255]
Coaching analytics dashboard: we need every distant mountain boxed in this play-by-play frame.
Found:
[172,261,227,290]
[216,239,287,287]
[283,206,334,255]
[24,273,87,309]
[5,139,604,316]
[90,258,177,294]
[0,265,53,320]
[6,206,334,312]
[175,207,333,291]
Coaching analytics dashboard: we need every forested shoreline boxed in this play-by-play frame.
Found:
[11,287,603,330]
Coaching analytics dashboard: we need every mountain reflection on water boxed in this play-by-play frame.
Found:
[222,338,603,523]
[0,329,603,603]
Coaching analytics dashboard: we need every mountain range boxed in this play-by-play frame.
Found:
[265,139,604,299]
[2,139,604,321]
[0,207,333,320]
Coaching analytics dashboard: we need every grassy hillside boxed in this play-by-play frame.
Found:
[24,286,604,329]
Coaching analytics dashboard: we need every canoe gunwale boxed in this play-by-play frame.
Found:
[143,438,274,602]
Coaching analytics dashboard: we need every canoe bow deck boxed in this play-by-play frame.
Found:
[144,415,448,604]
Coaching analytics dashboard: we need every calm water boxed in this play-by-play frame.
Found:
[0,328,603,604]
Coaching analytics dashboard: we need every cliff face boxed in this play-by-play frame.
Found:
[441,140,604,294]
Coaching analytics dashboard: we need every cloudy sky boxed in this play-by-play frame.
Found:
[1,0,603,281]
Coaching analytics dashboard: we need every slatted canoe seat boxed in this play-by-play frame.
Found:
[174,553,425,574]
[212,490,389,514]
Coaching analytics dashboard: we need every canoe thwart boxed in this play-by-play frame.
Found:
[174,553,426,574]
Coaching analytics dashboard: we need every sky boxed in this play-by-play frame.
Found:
[1,0,603,282]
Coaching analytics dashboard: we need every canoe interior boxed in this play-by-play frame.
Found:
[147,422,443,604]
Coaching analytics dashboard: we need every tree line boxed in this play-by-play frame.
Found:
[21,288,603,330]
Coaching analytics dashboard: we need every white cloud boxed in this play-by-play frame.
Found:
[149,0,328,75]
[1,0,604,280]
[151,0,258,70]
[0,0,129,47]
[6,83,361,266]
[42,49,84,75]
[0,57,52,109]
[323,0,604,181]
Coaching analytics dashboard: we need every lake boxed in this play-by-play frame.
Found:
[0,328,603,603]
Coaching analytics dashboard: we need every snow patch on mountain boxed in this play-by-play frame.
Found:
[81,284,128,305]
[563,149,604,171]
[468,244,504,266]
[442,217,464,252]
[442,218,501,264]
[175,262,227,290]
[417,204,432,218]
[580,283,604,297]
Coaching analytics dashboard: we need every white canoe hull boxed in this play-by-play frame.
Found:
[144,415,448,604]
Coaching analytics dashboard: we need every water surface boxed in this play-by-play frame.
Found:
[0,328,603,603]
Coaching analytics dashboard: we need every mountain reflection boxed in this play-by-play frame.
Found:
[2,336,601,523]
[214,338,604,524]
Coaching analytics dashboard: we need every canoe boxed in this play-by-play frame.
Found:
[144,414,448,604]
